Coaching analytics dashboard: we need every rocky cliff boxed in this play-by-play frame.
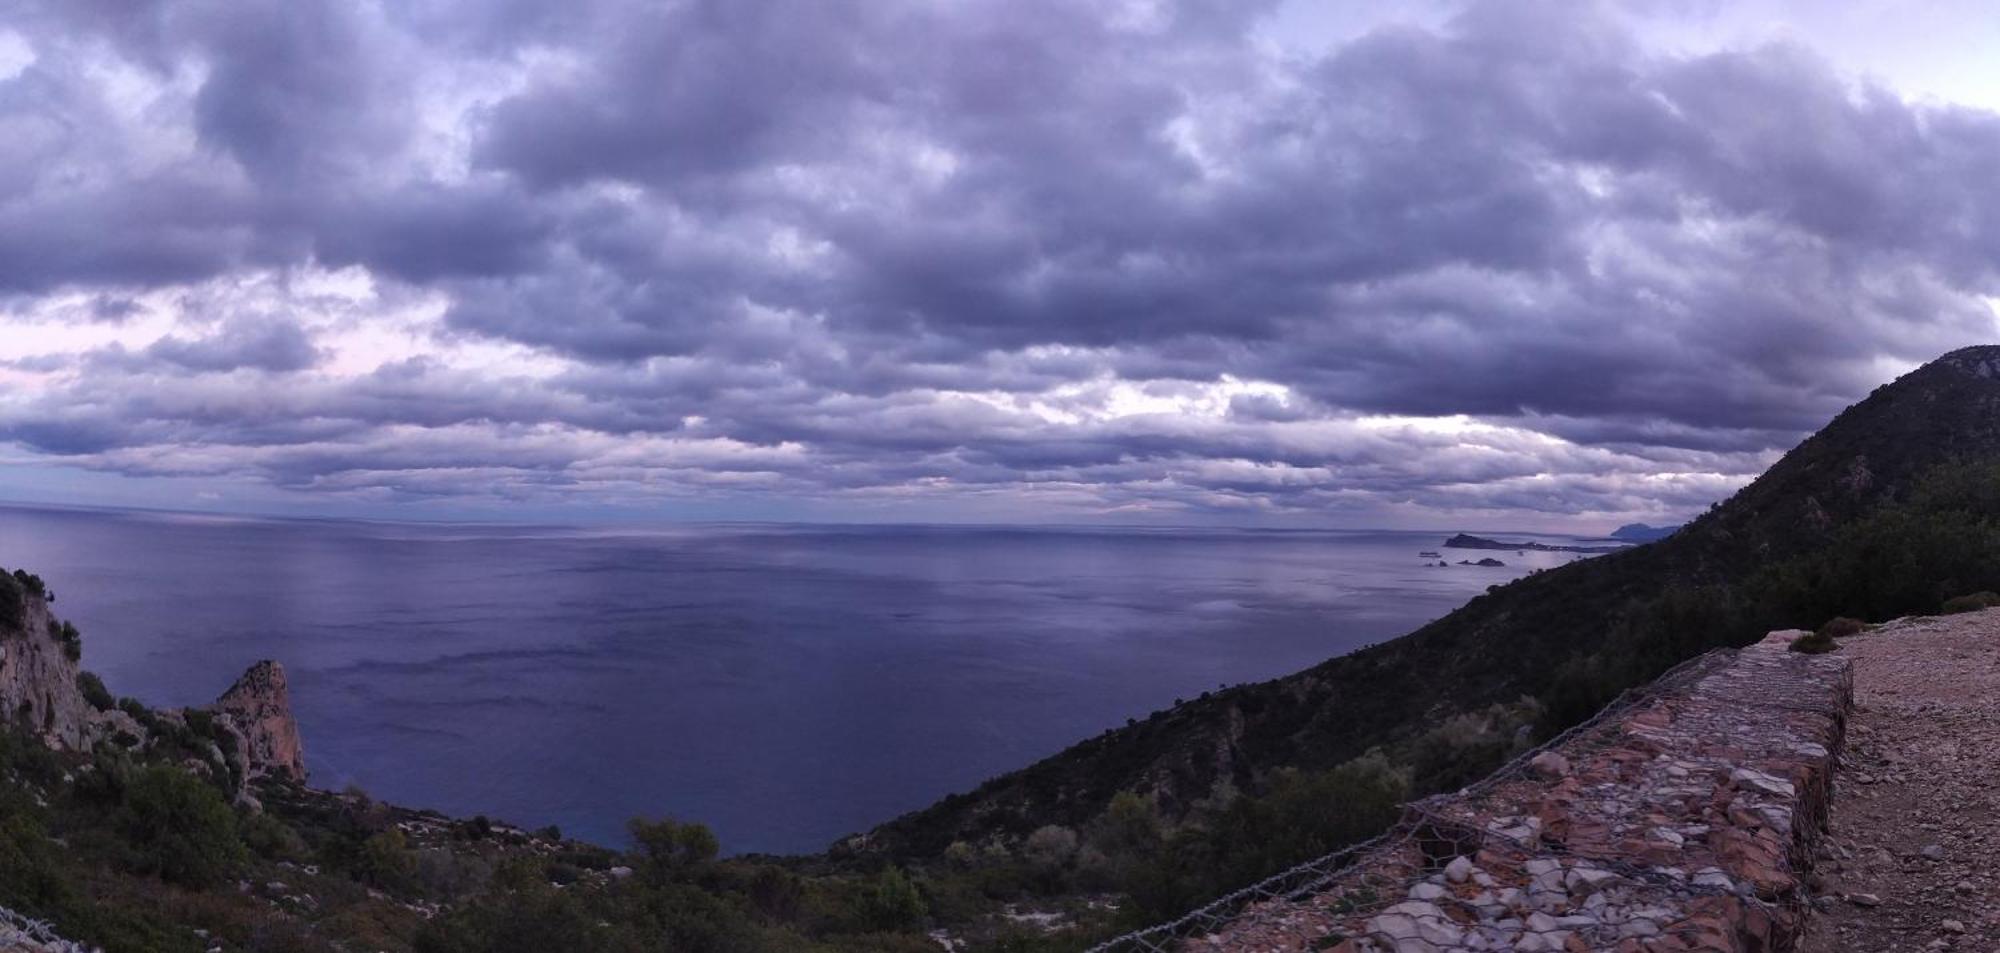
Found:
[0,571,307,801]
[1,578,122,750]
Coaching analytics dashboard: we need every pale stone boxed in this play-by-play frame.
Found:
[1528,750,1570,780]
[1369,912,1421,940]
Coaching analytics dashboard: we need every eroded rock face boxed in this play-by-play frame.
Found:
[3,583,308,806]
[209,660,307,784]
[0,590,98,750]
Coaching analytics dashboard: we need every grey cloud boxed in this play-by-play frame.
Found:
[140,316,324,373]
[185,0,409,189]
[477,0,892,188]
[314,181,556,282]
[3,0,2000,520]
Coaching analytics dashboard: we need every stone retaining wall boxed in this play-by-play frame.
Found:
[1176,632,1852,952]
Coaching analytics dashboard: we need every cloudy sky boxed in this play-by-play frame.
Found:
[1,0,1997,529]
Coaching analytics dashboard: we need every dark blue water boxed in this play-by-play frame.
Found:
[0,505,1607,854]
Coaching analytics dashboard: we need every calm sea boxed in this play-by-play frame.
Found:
[0,505,1610,854]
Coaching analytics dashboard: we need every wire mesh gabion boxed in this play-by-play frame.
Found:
[1086,642,1850,953]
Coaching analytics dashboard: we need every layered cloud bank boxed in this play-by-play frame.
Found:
[1,0,1996,525]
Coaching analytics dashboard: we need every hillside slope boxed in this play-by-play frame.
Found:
[856,345,2000,861]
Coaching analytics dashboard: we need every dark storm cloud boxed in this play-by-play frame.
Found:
[134,315,324,373]
[0,0,550,292]
[457,0,1998,420]
[3,0,1999,518]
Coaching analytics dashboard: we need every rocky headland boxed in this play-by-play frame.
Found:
[0,573,302,806]
[1610,525,1681,544]
[0,573,633,953]
[1442,534,1625,555]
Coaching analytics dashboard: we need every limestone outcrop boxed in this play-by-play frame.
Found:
[208,659,307,784]
[2,577,307,796]
[1,585,113,750]
[1094,632,1853,953]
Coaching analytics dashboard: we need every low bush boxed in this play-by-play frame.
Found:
[1942,591,2000,614]
[356,829,418,894]
[56,620,81,661]
[854,867,928,933]
[241,811,309,862]
[119,765,246,888]
[77,672,115,712]
[1817,617,1867,639]
[413,847,495,897]
[627,817,719,882]
[183,708,218,739]
[1789,630,1836,654]
[9,569,48,599]
[0,572,20,631]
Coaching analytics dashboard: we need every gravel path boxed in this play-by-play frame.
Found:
[1804,609,2000,952]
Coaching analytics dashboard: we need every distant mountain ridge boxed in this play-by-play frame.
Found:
[854,344,2000,864]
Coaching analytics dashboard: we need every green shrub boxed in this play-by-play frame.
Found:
[118,765,246,888]
[183,708,217,739]
[0,572,20,631]
[1407,699,1540,793]
[627,817,719,882]
[241,811,309,861]
[76,672,115,712]
[854,867,927,933]
[1942,591,2000,614]
[0,811,77,916]
[73,745,133,805]
[10,569,47,599]
[1102,750,1411,922]
[414,862,648,953]
[1021,825,1077,873]
[56,621,80,661]
[413,847,496,897]
[242,918,324,953]
[1817,617,1867,639]
[1789,631,1836,654]
[0,728,62,786]
[357,828,418,893]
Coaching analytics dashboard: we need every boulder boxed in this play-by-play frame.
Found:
[1528,751,1570,780]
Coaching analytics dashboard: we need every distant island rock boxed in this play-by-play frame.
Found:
[1456,557,1506,567]
[1611,522,1682,542]
[1443,533,1625,554]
